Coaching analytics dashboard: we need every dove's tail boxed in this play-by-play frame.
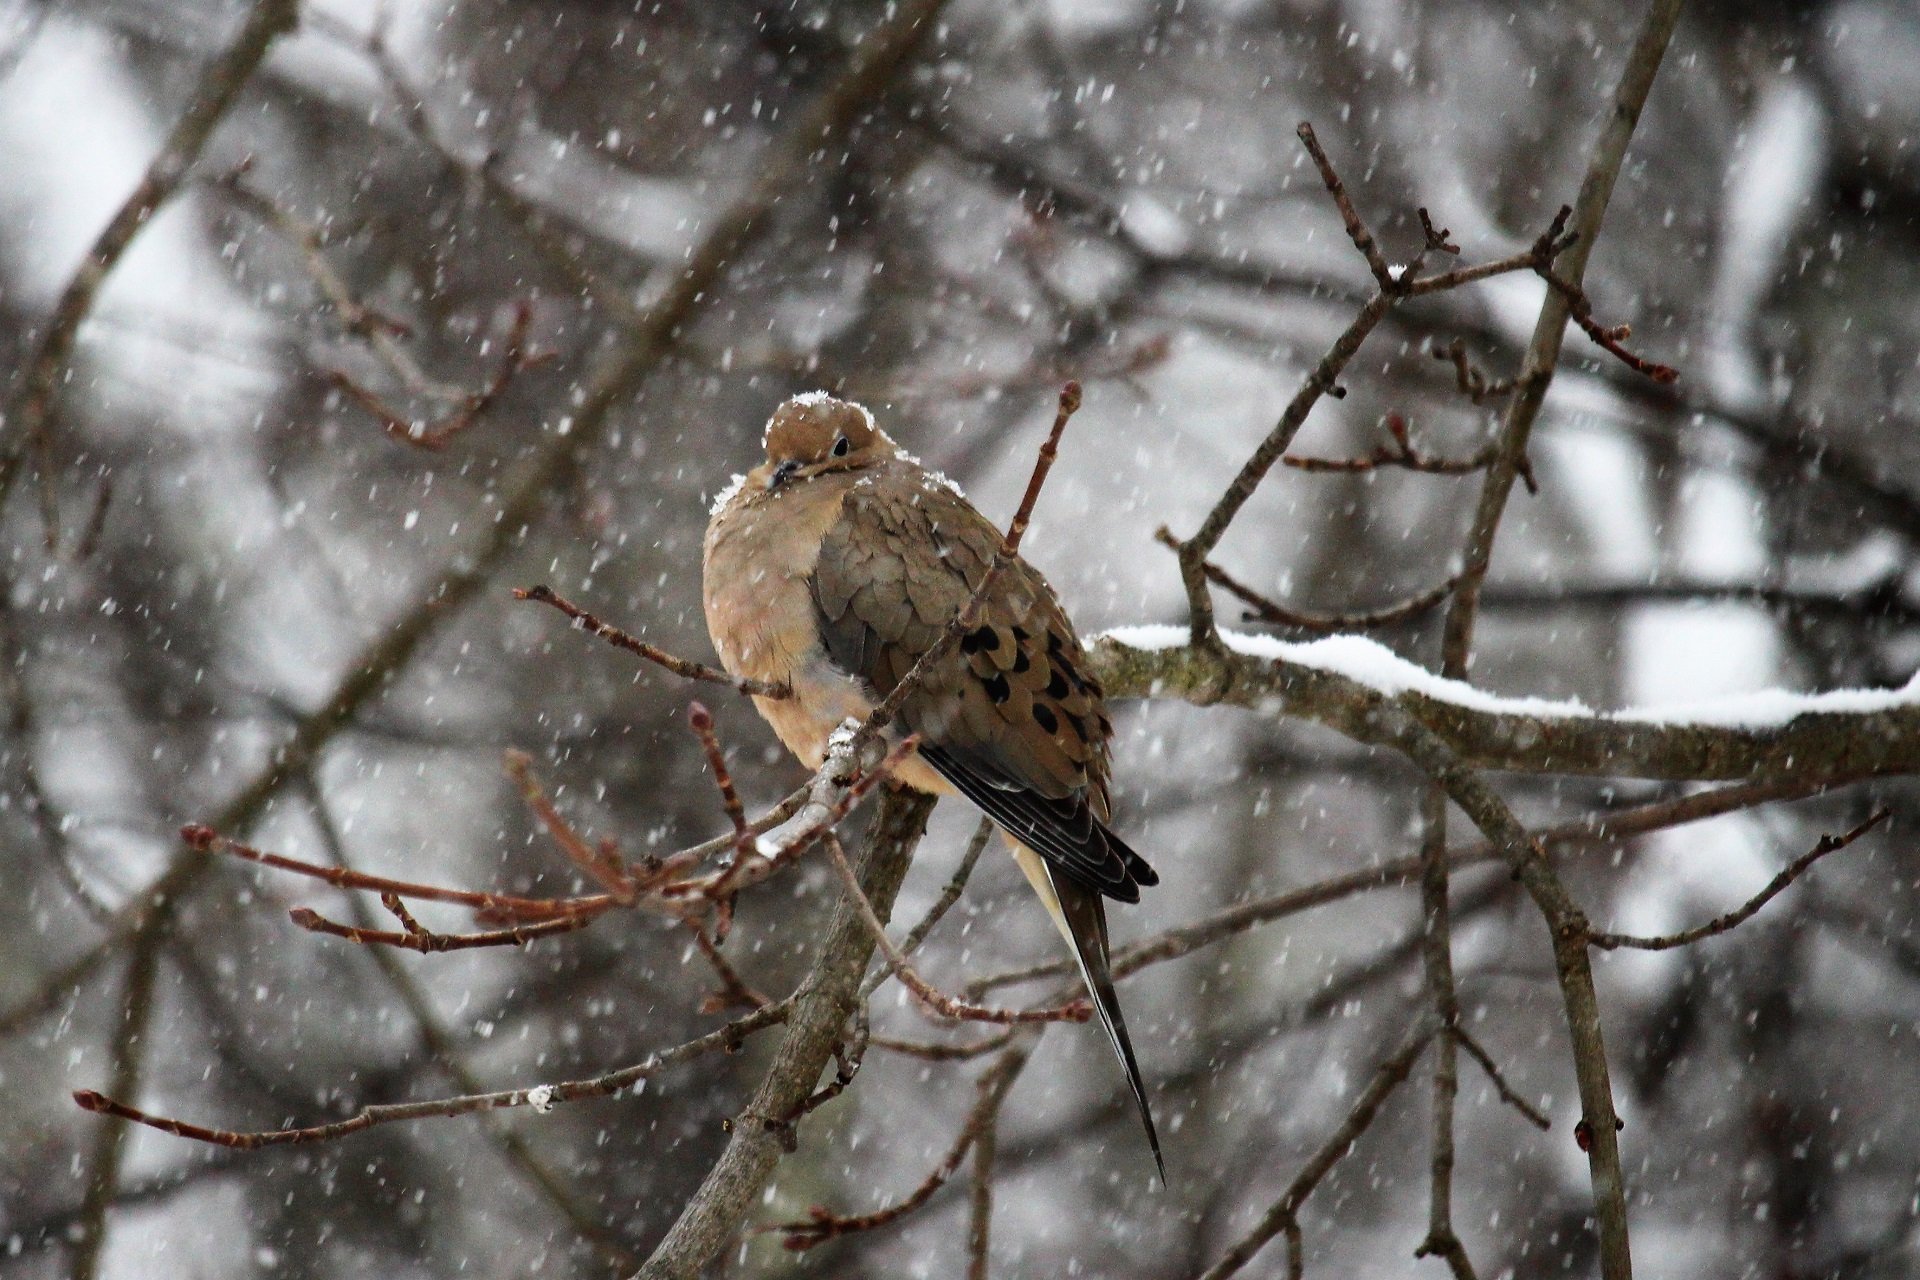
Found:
[1010,842,1165,1182]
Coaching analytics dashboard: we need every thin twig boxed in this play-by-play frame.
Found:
[300,773,642,1271]
[688,920,773,1012]
[688,703,752,850]
[822,835,1089,1026]
[860,816,994,1001]
[1156,527,1461,631]
[288,904,595,952]
[1452,1026,1551,1131]
[182,823,618,922]
[1590,809,1889,951]
[970,775,1851,994]
[695,736,925,901]
[69,927,165,1280]
[1169,128,1577,643]
[73,999,791,1149]
[771,1040,1032,1251]
[0,0,300,545]
[515,585,790,698]
[853,380,1083,749]
[1282,412,1538,493]
[1295,121,1397,291]
[1434,338,1514,404]
[1197,1028,1433,1280]
[330,299,554,450]
[869,1028,1017,1061]
[1538,270,1678,384]
[503,749,637,903]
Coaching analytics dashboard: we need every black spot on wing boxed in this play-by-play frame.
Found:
[918,743,1150,903]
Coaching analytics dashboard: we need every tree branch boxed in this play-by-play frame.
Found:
[0,0,300,544]
[1590,809,1889,951]
[634,788,938,1280]
[1197,1028,1433,1280]
[1087,634,1920,783]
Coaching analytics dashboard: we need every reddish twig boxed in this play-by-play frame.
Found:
[850,381,1083,757]
[182,823,618,922]
[72,999,792,1149]
[503,750,637,905]
[514,584,790,699]
[771,1043,1031,1250]
[858,816,994,1000]
[1590,809,1890,951]
[688,703,751,851]
[822,835,1089,1026]
[687,920,772,1012]
[1282,411,1539,493]
[1155,526,1460,632]
[1537,270,1678,384]
[1433,337,1515,404]
[868,1029,1018,1061]
[686,703,753,941]
[694,735,923,901]
[289,905,595,952]
[341,300,555,450]
[785,1007,872,1124]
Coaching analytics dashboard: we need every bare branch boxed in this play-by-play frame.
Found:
[1168,129,1578,644]
[1157,526,1462,632]
[861,816,994,1001]
[0,0,300,546]
[73,999,791,1150]
[1197,1028,1432,1280]
[1452,1026,1551,1132]
[823,835,1089,1026]
[1590,809,1890,951]
[287,904,595,953]
[637,787,941,1279]
[770,1040,1032,1251]
[515,585,790,698]
[1089,635,1920,784]
[972,775,1846,994]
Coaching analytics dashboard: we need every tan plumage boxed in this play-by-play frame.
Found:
[703,393,1163,1176]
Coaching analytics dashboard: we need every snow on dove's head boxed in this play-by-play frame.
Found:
[759,393,893,490]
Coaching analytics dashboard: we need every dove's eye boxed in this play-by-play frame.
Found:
[831,435,851,458]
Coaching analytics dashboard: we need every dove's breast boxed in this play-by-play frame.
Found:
[702,476,951,794]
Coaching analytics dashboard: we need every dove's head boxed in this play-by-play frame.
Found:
[758,393,895,491]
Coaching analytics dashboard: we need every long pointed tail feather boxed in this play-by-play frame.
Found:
[1040,862,1165,1182]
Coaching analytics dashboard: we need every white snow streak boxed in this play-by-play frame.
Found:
[707,472,749,516]
[1099,625,1920,729]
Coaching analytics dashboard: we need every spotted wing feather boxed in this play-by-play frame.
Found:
[808,461,1156,902]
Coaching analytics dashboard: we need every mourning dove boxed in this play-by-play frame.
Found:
[702,392,1163,1175]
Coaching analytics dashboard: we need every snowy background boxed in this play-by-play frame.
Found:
[1,0,1917,1276]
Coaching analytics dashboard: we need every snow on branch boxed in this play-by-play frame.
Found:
[1092,626,1920,781]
